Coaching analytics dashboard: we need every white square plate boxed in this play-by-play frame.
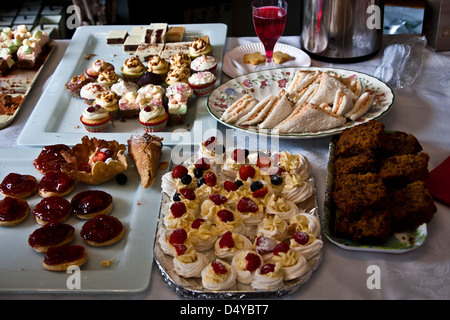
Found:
[17,24,227,147]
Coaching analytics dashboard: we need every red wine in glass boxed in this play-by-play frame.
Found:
[252,1,287,70]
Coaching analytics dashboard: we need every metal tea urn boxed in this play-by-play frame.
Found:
[301,0,385,62]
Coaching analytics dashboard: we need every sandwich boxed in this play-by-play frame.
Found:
[345,91,374,121]
[332,89,354,116]
[220,94,259,124]
[258,90,294,129]
[308,73,358,106]
[274,103,346,134]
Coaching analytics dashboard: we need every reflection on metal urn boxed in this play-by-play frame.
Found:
[301,0,385,62]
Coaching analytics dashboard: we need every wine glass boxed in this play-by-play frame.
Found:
[252,0,288,71]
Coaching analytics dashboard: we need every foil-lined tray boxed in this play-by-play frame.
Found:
[153,153,323,299]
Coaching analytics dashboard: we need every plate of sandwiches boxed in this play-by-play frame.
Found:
[207,67,394,139]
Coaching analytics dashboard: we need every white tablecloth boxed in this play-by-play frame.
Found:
[1,35,449,300]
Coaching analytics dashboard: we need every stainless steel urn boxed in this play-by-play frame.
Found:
[301,0,385,62]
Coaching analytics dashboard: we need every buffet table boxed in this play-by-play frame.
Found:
[0,33,449,300]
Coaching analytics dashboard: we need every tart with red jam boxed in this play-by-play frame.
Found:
[80,214,125,246]
[0,172,38,199]
[0,196,30,226]
[33,144,70,174]
[43,244,88,271]
[28,221,75,253]
[71,190,113,219]
[60,136,127,185]
[33,196,72,225]
[38,170,76,197]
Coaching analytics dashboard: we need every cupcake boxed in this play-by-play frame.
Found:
[94,90,120,119]
[169,52,191,70]
[147,55,169,83]
[139,104,169,132]
[166,82,193,125]
[79,82,107,104]
[189,37,212,58]
[165,66,190,86]
[190,55,218,72]
[97,69,120,88]
[137,84,165,108]
[65,73,94,98]
[80,105,110,132]
[121,56,146,82]
[118,91,140,118]
[85,59,114,79]
[188,71,216,96]
[137,71,164,86]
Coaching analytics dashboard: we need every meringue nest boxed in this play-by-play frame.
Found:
[60,136,127,185]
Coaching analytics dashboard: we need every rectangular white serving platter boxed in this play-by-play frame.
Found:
[0,145,170,293]
[17,24,227,147]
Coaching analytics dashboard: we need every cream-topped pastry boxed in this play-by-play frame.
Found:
[158,227,192,257]
[289,212,321,238]
[199,195,229,222]
[265,194,299,221]
[289,231,323,260]
[231,250,263,284]
[173,245,208,278]
[163,201,196,230]
[275,151,312,180]
[253,235,277,262]
[221,183,252,211]
[169,52,191,69]
[214,231,253,261]
[281,173,314,204]
[197,136,225,165]
[214,209,247,235]
[236,196,264,226]
[257,213,288,241]
[271,243,308,281]
[201,259,236,291]
[222,149,249,178]
[188,218,219,251]
[251,263,284,291]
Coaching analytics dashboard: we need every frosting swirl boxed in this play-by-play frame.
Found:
[169,52,191,69]
[166,66,190,85]
[82,105,109,121]
[122,56,145,75]
[147,55,169,74]
[97,69,119,86]
[139,104,166,123]
[189,37,212,56]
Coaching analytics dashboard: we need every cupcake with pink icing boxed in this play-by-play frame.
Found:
[165,82,193,124]
[80,82,107,104]
[118,91,140,118]
[190,55,218,72]
[188,71,216,96]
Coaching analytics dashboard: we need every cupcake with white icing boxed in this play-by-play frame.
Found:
[80,105,110,132]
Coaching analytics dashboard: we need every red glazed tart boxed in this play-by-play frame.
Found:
[0,172,38,199]
[80,214,125,246]
[33,196,72,225]
[33,144,70,174]
[0,196,30,226]
[38,170,76,198]
[43,244,88,271]
[71,190,113,219]
[28,221,75,253]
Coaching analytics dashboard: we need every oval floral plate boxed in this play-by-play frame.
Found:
[207,67,395,139]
